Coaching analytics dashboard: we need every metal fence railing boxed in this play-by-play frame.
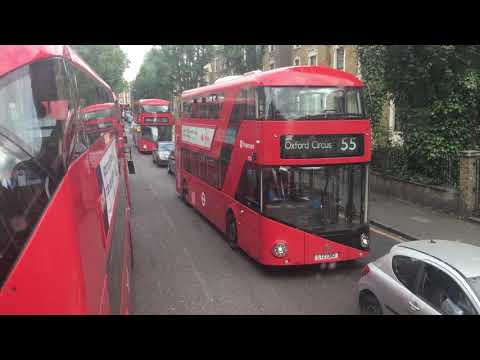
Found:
[371,146,460,189]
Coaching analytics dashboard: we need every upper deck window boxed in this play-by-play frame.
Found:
[182,93,224,119]
[82,108,113,120]
[257,86,366,121]
[141,104,169,113]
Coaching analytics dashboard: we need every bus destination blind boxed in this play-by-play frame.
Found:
[280,134,364,159]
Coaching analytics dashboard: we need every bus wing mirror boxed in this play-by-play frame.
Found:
[127,160,136,174]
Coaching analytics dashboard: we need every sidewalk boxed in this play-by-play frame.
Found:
[370,192,480,247]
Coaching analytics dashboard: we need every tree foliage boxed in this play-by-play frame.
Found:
[216,45,264,76]
[131,45,214,101]
[357,45,480,183]
[71,45,129,94]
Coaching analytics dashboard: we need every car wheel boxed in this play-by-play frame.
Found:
[359,291,383,315]
[226,211,239,250]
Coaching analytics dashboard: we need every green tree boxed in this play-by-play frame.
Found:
[358,45,480,184]
[217,45,264,76]
[131,45,214,101]
[71,45,130,94]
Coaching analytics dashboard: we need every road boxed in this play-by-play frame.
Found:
[128,139,401,314]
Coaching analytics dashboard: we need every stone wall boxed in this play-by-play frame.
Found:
[370,171,461,214]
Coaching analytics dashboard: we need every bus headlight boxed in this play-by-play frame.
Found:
[272,242,288,258]
[360,233,369,249]
[143,145,147,150]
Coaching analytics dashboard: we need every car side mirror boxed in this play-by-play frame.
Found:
[127,160,136,174]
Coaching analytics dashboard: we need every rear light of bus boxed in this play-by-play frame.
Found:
[361,265,370,277]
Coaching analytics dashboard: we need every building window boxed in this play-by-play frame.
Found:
[334,46,345,71]
[294,57,300,66]
[309,55,317,66]
[357,57,362,79]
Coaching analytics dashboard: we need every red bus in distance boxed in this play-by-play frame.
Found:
[132,98,173,153]
[81,102,126,150]
[176,66,371,267]
[0,45,134,314]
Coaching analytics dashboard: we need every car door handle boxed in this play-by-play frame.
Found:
[409,301,421,312]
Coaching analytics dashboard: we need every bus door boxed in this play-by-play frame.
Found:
[235,162,260,258]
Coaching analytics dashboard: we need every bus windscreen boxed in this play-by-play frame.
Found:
[262,164,366,233]
[258,87,366,120]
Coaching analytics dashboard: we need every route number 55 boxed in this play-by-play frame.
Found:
[341,137,357,151]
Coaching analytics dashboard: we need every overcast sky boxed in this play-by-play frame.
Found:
[121,45,153,82]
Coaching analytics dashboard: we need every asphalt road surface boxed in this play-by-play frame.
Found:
[127,137,401,314]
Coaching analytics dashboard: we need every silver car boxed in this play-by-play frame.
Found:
[358,240,480,315]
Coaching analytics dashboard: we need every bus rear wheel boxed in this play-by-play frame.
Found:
[226,212,238,250]
[182,180,190,206]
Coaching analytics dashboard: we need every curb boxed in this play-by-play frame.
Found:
[370,220,419,241]
[467,216,480,225]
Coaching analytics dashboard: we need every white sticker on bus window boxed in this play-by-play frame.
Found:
[181,125,215,149]
[99,139,120,226]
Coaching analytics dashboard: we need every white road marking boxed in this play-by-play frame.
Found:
[370,226,406,243]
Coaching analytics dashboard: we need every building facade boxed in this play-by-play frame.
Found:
[264,45,360,76]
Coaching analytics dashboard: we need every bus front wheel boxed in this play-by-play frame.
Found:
[226,211,238,250]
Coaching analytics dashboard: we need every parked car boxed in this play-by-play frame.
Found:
[152,141,174,167]
[167,150,175,176]
[358,240,480,315]
[124,111,133,123]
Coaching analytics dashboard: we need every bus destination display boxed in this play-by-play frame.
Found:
[280,134,364,159]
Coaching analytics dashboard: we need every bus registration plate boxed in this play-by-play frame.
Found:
[314,253,339,261]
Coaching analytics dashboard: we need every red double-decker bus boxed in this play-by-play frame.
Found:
[132,98,173,153]
[176,66,371,267]
[81,102,126,150]
[0,45,135,314]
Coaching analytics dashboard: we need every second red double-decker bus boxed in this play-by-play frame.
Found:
[0,45,135,314]
[132,98,173,153]
[176,66,371,267]
[81,102,126,150]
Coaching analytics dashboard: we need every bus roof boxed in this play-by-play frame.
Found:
[81,103,115,113]
[136,98,170,105]
[0,45,113,92]
[182,66,364,98]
